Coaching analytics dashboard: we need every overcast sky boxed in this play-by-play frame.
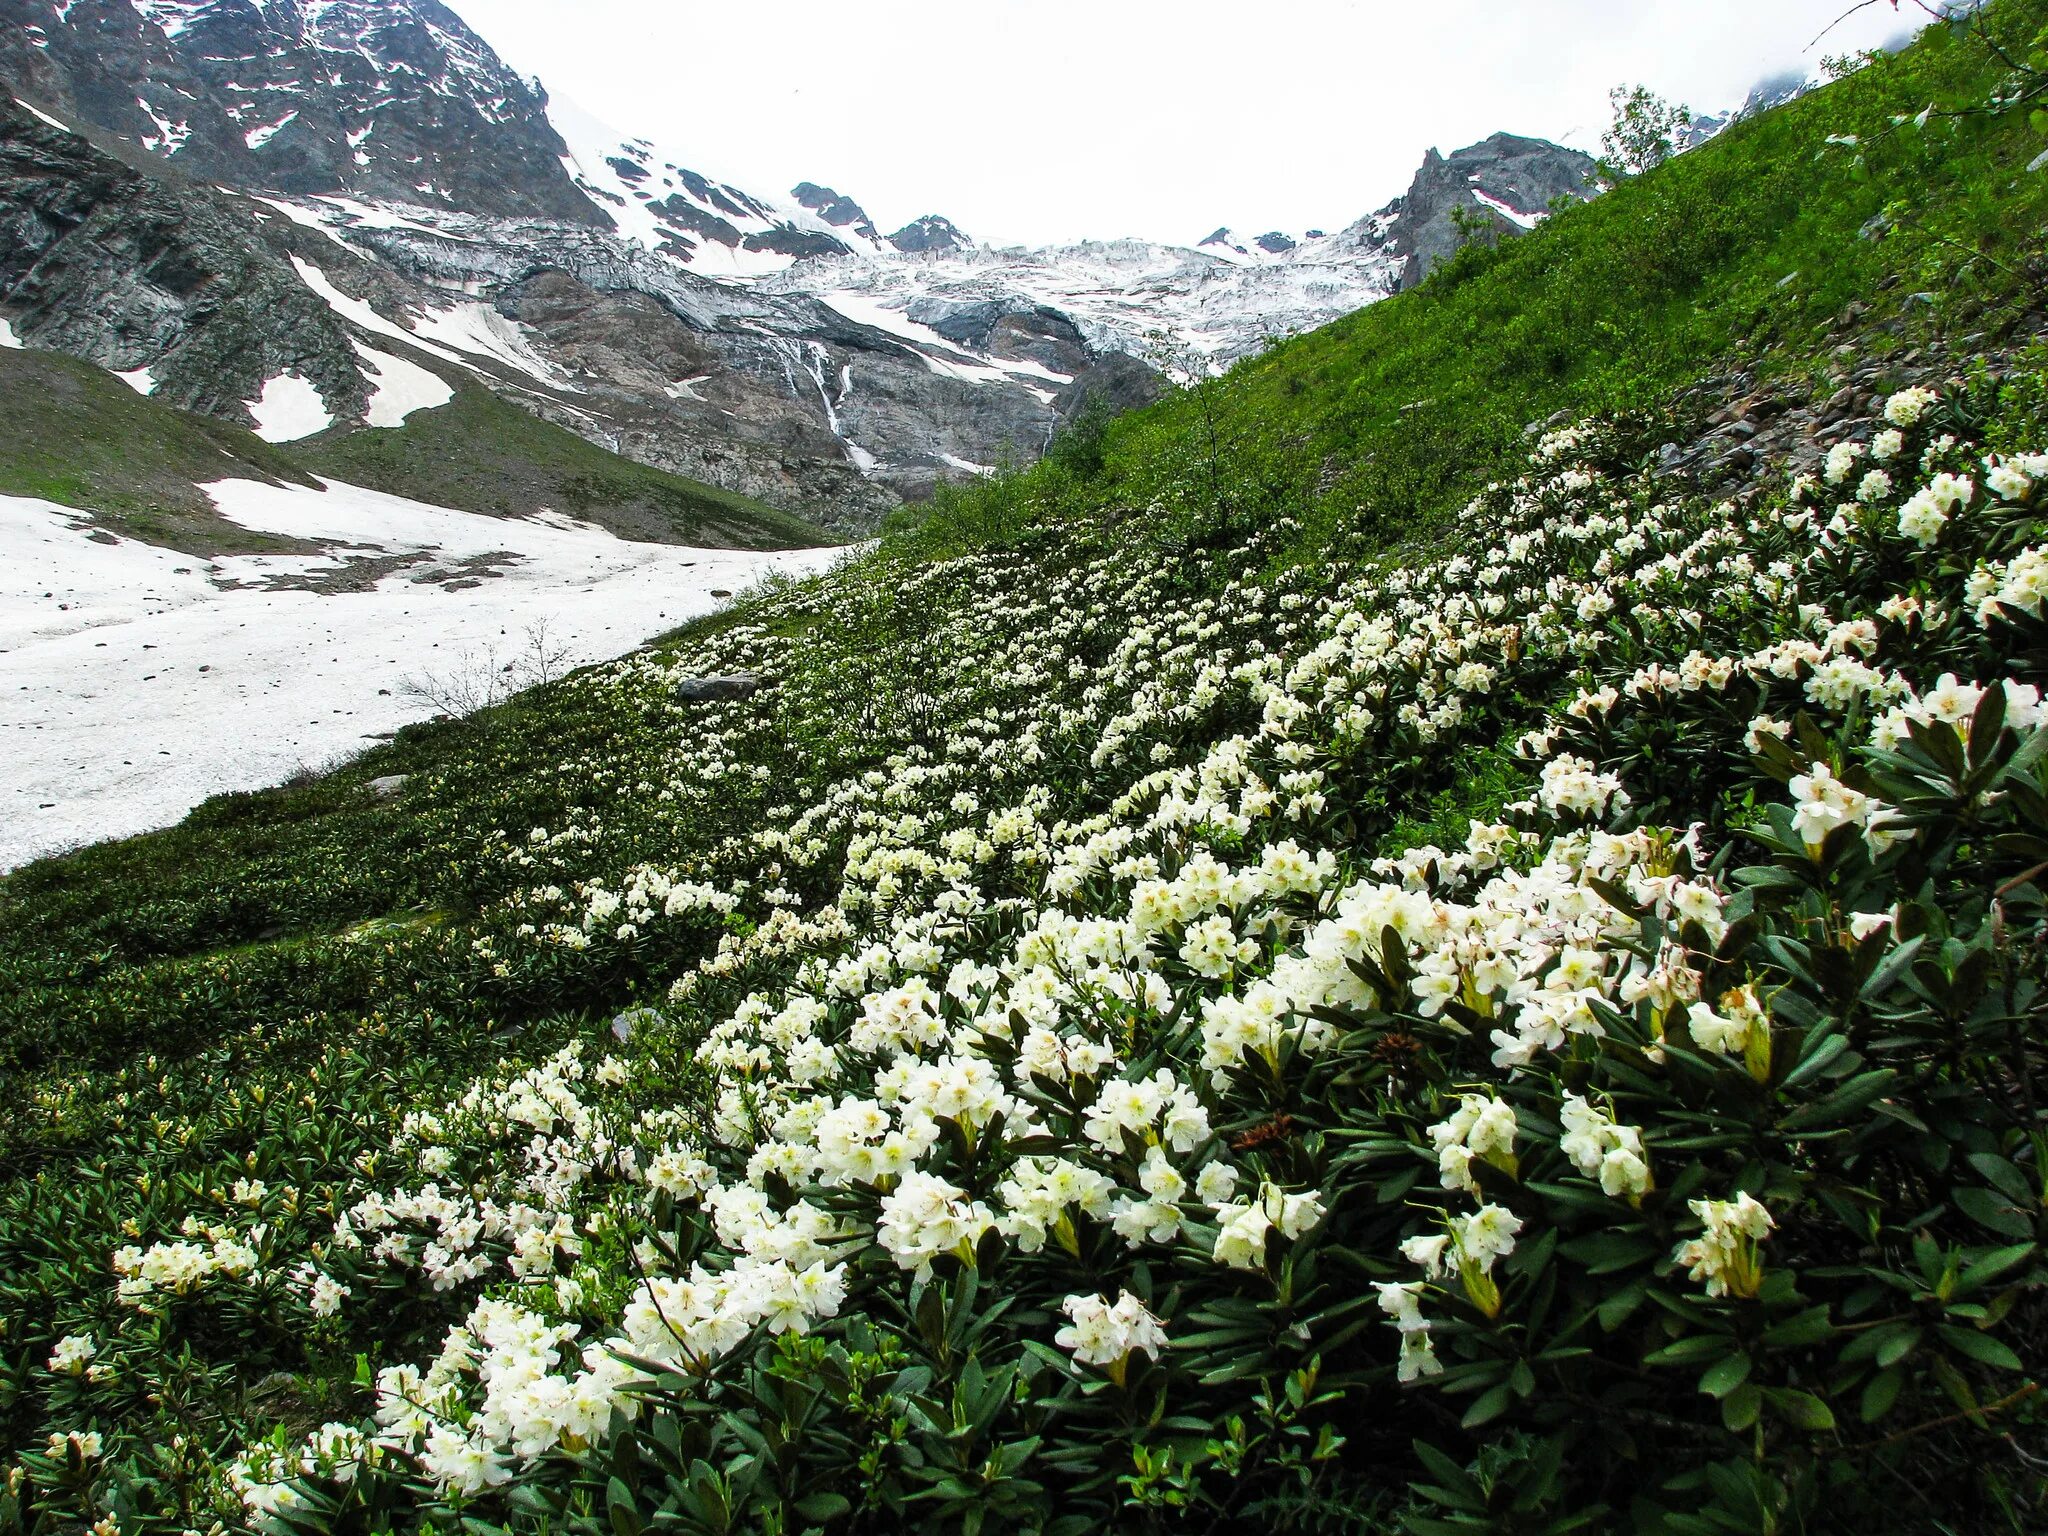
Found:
[457,0,1929,247]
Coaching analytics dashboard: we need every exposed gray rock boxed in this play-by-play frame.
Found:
[0,98,368,427]
[343,211,1104,520]
[610,1005,662,1043]
[1388,133,1596,290]
[366,774,408,798]
[674,674,762,701]
[889,215,970,254]
[1054,350,1166,422]
[791,182,879,241]
[0,0,601,225]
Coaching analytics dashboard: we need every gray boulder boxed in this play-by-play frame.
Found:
[674,674,763,701]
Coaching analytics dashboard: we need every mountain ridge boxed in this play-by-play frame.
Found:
[0,0,1645,532]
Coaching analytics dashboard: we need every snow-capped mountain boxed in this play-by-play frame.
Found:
[1,0,597,221]
[0,0,1595,530]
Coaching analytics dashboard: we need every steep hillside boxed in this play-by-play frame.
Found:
[0,344,321,552]
[0,330,835,552]
[902,12,2042,562]
[5,9,2048,1536]
[293,380,836,550]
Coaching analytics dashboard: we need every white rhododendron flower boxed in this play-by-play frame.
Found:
[1054,1289,1169,1375]
[47,1333,96,1375]
[1676,1192,1775,1298]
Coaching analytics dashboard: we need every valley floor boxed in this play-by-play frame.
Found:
[0,478,844,868]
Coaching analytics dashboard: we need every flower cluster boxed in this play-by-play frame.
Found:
[87,375,2046,1533]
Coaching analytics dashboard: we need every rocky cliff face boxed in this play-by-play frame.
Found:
[0,0,599,223]
[333,204,1136,513]
[0,97,368,423]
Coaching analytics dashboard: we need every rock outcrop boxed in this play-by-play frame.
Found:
[1383,133,1596,290]
[791,183,880,242]
[888,215,971,254]
[0,97,367,426]
[0,0,600,224]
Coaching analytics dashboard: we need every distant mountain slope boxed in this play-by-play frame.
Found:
[0,283,836,553]
[0,0,598,222]
[296,379,836,550]
[0,0,1603,527]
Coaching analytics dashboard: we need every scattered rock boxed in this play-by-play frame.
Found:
[611,1006,662,1043]
[367,774,408,799]
[674,674,762,701]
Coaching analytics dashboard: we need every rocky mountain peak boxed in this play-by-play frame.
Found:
[0,0,601,223]
[888,214,969,254]
[791,181,879,240]
[1385,131,1595,288]
[1196,227,1300,261]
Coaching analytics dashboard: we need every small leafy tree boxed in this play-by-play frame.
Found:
[1598,83,1693,183]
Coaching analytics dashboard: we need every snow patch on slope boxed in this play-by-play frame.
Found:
[246,372,333,442]
[133,93,189,154]
[353,340,453,427]
[245,110,298,150]
[0,482,844,868]
[290,256,466,365]
[1470,186,1544,230]
[12,96,71,132]
[407,301,568,388]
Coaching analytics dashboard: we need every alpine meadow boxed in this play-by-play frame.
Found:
[12,3,2048,1534]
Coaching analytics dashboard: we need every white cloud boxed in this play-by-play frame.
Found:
[457,0,1932,245]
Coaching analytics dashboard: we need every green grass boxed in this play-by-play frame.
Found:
[296,381,837,549]
[0,346,837,555]
[0,349,319,554]
[899,11,2048,564]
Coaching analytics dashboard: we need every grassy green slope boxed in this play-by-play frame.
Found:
[905,11,2046,561]
[0,347,836,554]
[296,381,837,550]
[0,347,320,554]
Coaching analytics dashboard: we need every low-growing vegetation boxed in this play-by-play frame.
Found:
[8,7,2048,1535]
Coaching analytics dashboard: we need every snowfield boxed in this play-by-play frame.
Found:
[0,480,845,870]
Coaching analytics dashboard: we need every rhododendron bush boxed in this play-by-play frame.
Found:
[14,371,2046,1535]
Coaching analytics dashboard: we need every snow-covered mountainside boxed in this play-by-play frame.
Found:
[545,96,1405,364]
[0,0,1596,526]
[0,479,840,868]
[553,109,1593,365]
[764,238,1405,368]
